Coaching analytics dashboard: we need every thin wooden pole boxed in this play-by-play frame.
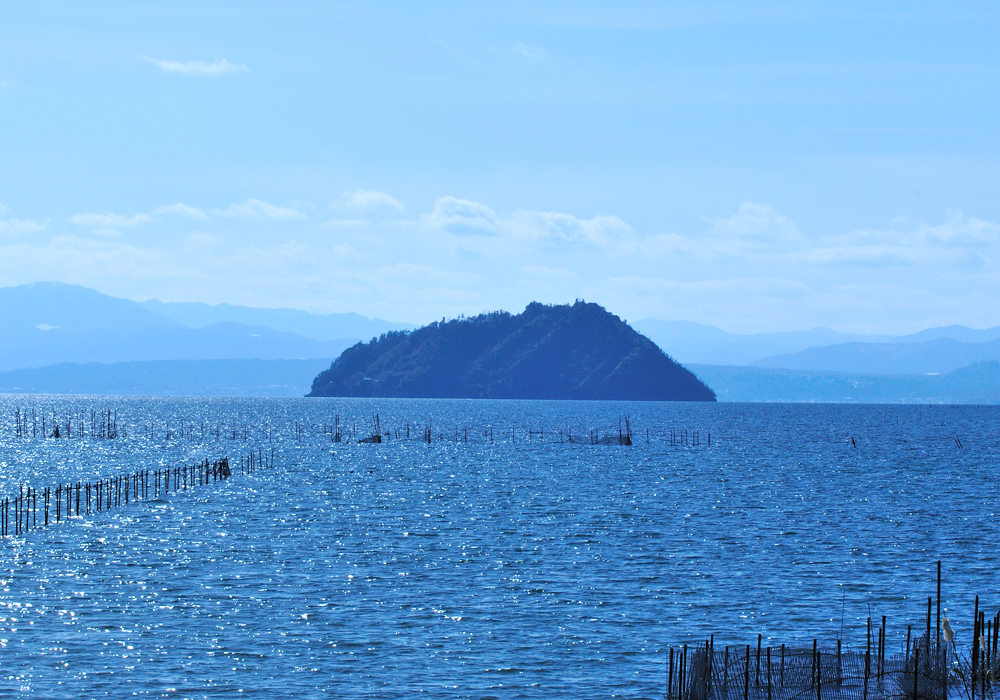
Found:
[936,561,942,654]
[745,644,750,700]
[668,648,675,700]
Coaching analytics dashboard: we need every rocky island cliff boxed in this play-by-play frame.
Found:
[307,301,716,401]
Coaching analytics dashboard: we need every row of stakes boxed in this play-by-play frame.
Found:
[6,406,973,451]
[12,405,274,443]
[0,447,275,539]
[14,407,121,439]
[667,562,999,700]
[668,612,998,700]
[322,414,714,447]
[13,407,717,448]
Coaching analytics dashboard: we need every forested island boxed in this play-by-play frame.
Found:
[308,301,715,401]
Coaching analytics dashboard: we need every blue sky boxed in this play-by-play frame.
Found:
[1,1,999,332]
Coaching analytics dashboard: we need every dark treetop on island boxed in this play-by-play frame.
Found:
[308,301,716,401]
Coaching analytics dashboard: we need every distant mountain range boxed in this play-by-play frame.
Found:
[0,358,333,397]
[140,298,412,342]
[0,282,405,372]
[310,302,716,401]
[632,318,1000,368]
[690,361,1000,404]
[749,337,1000,374]
[631,319,892,365]
[4,281,1000,401]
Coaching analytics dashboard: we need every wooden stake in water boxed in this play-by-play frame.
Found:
[681,645,687,700]
[817,651,822,700]
[767,646,773,700]
[668,648,674,700]
[936,561,942,654]
[837,639,842,686]
[881,616,887,680]
[744,644,750,700]
[757,634,762,686]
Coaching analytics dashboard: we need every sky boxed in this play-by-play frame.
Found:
[1,1,999,333]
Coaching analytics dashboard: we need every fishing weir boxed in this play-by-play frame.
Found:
[666,564,998,700]
[0,448,274,540]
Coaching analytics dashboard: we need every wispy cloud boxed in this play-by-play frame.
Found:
[684,203,1000,270]
[521,265,576,279]
[795,212,1000,267]
[334,189,405,212]
[509,209,630,247]
[423,197,500,236]
[185,232,219,249]
[0,218,48,235]
[702,202,801,257]
[515,42,547,59]
[422,196,631,247]
[321,219,370,228]
[214,199,304,219]
[139,57,249,76]
[70,212,153,227]
[155,203,208,219]
[0,204,48,236]
[430,37,478,68]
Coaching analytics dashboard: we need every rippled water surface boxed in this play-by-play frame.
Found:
[0,397,997,698]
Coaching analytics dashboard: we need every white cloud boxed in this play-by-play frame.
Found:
[377,262,482,286]
[791,211,1000,267]
[155,203,208,219]
[521,265,577,279]
[618,232,692,257]
[508,209,630,246]
[422,196,630,247]
[701,202,801,258]
[0,217,48,235]
[185,232,219,247]
[140,57,249,76]
[321,219,370,228]
[515,42,547,59]
[423,197,501,236]
[70,212,153,227]
[0,204,48,236]
[850,212,1000,248]
[214,199,304,219]
[688,203,1000,269]
[334,189,405,212]
[921,212,1000,245]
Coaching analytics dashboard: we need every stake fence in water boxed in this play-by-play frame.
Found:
[665,563,999,700]
[0,448,276,540]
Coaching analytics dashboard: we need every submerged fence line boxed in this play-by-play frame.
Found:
[10,405,721,449]
[0,447,275,540]
[667,564,999,700]
[668,634,998,700]
[322,413,683,447]
[7,403,977,452]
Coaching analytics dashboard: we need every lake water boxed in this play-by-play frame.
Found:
[0,397,997,699]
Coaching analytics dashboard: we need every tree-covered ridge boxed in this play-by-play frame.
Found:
[308,301,716,401]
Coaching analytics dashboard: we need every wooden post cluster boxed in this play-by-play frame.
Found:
[239,447,274,475]
[12,406,121,439]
